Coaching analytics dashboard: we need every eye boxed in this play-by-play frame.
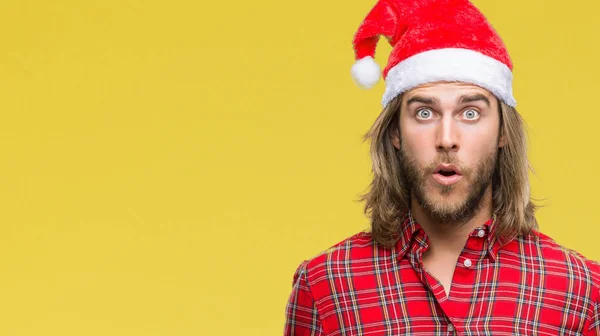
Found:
[463,109,480,120]
[416,108,433,120]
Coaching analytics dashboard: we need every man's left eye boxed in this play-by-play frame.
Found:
[464,109,480,119]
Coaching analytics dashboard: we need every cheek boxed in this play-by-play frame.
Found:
[461,128,499,164]
[400,127,436,165]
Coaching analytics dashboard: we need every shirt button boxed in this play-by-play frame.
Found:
[448,324,455,332]
[464,258,472,267]
[477,229,485,237]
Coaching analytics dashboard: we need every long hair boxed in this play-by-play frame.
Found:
[360,94,539,248]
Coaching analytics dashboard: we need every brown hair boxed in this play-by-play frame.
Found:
[360,94,539,248]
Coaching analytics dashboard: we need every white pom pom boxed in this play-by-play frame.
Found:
[351,56,381,89]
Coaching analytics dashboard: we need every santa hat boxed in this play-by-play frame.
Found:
[351,0,516,107]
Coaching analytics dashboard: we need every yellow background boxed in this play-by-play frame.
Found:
[0,0,598,334]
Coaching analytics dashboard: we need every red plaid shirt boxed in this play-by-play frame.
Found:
[284,213,600,335]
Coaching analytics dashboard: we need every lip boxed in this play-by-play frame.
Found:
[432,164,462,186]
[432,173,462,186]
[434,164,462,175]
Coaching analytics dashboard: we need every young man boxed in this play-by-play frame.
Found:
[284,0,600,335]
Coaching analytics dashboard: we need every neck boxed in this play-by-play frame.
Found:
[411,184,493,255]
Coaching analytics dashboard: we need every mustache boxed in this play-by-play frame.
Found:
[423,154,470,175]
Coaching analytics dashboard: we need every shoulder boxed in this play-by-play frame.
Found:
[292,230,380,286]
[535,231,599,272]
[511,230,600,286]
[527,231,600,328]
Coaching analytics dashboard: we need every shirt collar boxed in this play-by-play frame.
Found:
[469,214,504,262]
[483,214,503,261]
[394,211,424,260]
[394,211,506,262]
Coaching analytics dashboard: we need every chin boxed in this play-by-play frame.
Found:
[429,181,463,196]
[425,190,467,210]
[432,201,466,215]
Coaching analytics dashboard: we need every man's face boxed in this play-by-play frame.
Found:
[392,82,504,223]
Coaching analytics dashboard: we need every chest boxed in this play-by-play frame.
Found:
[312,258,592,335]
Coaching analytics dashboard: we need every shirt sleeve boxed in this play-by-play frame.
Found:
[587,262,600,335]
[589,295,600,335]
[283,260,324,336]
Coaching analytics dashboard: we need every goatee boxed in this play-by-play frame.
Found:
[397,146,498,225]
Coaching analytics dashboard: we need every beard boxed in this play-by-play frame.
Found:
[397,145,498,225]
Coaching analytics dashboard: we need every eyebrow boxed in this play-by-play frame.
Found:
[405,93,491,108]
[458,93,491,107]
[406,96,440,107]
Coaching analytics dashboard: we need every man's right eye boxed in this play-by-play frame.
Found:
[416,108,433,119]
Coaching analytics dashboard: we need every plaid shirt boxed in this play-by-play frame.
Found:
[284,213,600,335]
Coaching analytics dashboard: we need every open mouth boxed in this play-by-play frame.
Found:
[438,170,457,177]
[432,165,462,185]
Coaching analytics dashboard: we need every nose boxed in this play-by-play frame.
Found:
[435,114,459,153]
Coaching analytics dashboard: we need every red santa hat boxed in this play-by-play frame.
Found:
[351,0,516,107]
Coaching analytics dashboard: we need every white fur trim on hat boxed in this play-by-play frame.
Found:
[381,48,516,107]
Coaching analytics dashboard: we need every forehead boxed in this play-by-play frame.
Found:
[402,82,494,103]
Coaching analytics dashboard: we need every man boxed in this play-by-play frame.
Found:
[284,0,600,335]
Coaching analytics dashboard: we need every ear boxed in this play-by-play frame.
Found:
[391,125,401,150]
[498,131,506,148]
[497,99,506,148]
